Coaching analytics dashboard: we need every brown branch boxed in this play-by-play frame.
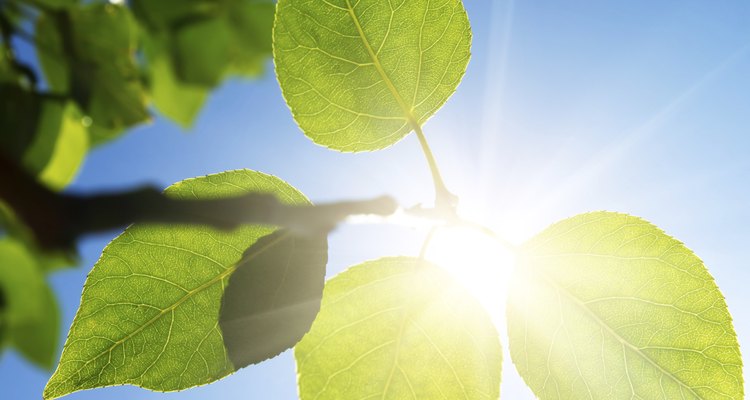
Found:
[0,154,397,251]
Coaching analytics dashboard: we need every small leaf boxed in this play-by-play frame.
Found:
[0,238,60,369]
[44,170,328,399]
[173,18,232,87]
[507,212,743,399]
[225,0,274,77]
[142,35,208,128]
[220,229,327,369]
[274,0,472,151]
[296,257,501,400]
[133,0,275,87]
[23,99,89,190]
[11,281,60,370]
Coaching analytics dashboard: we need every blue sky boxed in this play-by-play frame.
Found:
[2,1,750,398]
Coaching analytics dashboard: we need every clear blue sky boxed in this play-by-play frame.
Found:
[2,1,749,398]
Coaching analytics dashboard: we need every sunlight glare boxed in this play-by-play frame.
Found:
[423,226,516,320]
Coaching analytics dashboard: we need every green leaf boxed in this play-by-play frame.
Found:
[219,229,327,369]
[274,0,472,152]
[0,238,60,369]
[173,17,233,87]
[507,212,743,399]
[133,0,274,88]
[44,170,328,399]
[0,88,87,189]
[142,35,209,128]
[23,99,89,190]
[296,257,501,400]
[11,280,60,370]
[225,0,274,77]
[36,4,149,144]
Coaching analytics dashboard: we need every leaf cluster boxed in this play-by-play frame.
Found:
[0,0,743,399]
[0,0,274,372]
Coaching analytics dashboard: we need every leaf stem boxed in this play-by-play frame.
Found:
[411,122,457,211]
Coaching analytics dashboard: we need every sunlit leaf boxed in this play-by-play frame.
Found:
[44,170,328,399]
[0,239,60,369]
[274,0,472,151]
[296,257,501,400]
[23,99,89,190]
[507,211,743,400]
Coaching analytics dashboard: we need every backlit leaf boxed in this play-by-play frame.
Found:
[43,170,328,399]
[296,257,501,400]
[23,99,89,190]
[507,212,743,399]
[274,0,472,151]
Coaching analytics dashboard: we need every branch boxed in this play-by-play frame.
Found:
[0,154,397,251]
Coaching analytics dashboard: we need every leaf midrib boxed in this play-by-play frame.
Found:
[48,231,291,394]
[343,0,421,132]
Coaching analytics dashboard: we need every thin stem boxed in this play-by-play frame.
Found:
[412,123,456,210]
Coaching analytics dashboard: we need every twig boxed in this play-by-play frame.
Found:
[0,154,397,251]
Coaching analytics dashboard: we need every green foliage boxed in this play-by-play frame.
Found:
[36,3,149,145]
[141,36,209,128]
[274,0,472,151]
[134,0,275,126]
[0,1,743,399]
[0,239,60,369]
[22,99,88,190]
[296,257,502,399]
[508,212,743,399]
[1,0,278,379]
[43,170,327,399]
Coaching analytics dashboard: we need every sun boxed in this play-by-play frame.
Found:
[422,225,517,320]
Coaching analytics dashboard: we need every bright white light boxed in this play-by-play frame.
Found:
[423,226,516,320]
